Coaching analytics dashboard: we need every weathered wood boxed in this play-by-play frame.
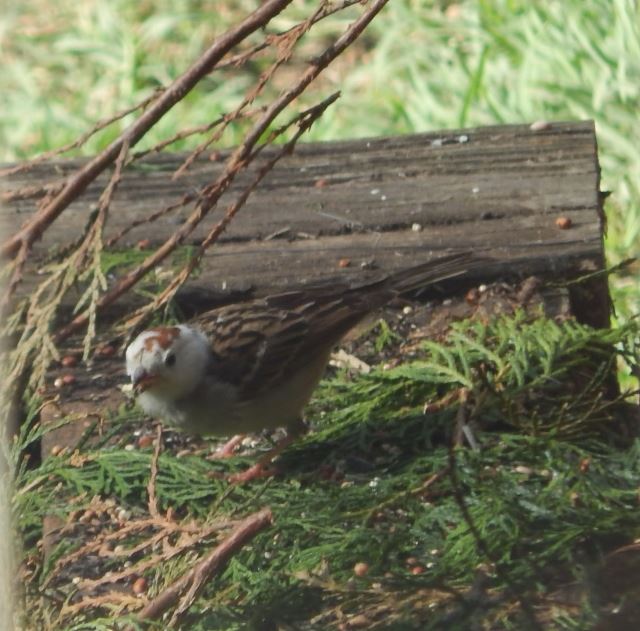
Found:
[1,121,605,320]
[14,120,611,586]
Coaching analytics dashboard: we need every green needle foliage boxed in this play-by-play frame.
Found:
[12,314,640,629]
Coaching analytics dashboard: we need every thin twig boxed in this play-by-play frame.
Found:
[123,92,340,331]
[1,140,128,398]
[104,191,196,248]
[1,0,292,261]
[130,107,261,162]
[136,507,273,623]
[52,0,390,344]
[172,12,321,179]
[1,181,65,204]
[75,138,130,357]
[0,90,163,178]
[171,0,362,177]
[43,508,233,591]
[147,424,163,519]
[214,0,364,70]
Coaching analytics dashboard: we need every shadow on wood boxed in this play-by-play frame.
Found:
[1,121,607,325]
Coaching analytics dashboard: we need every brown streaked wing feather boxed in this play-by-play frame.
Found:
[196,302,310,398]
[195,252,480,398]
[195,291,372,399]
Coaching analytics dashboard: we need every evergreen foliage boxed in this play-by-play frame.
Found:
[13,315,640,628]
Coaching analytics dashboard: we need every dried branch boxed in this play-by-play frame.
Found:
[147,425,162,519]
[130,106,262,162]
[59,592,141,622]
[136,507,273,623]
[1,0,390,422]
[214,0,364,70]
[1,181,65,204]
[172,7,324,179]
[0,0,292,261]
[75,139,129,358]
[2,239,31,316]
[44,507,233,592]
[123,91,340,331]
[105,191,196,248]
[1,139,128,404]
[49,510,237,626]
[52,0,390,344]
[131,0,362,164]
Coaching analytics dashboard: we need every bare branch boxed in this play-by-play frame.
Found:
[1,0,292,260]
[1,181,65,204]
[214,0,364,70]
[130,106,263,162]
[136,508,273,623]
[147,425,163,519]
[130,0,362,164]
[172,6,326,179]
[104,191,197,248]
[52,0,390,344]
[123,92,340,331]
[0,90,163,178]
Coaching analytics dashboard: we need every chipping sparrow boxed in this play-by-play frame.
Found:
[126,252,479,480]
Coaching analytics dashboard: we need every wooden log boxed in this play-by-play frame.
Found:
[1,120,606,324]
[9,120,610,574]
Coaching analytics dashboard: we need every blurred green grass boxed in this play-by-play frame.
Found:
[1,0,638,315]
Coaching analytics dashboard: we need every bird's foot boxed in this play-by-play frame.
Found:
[226,431,297,483]
[227,462,279,484]
[212,434,245,459]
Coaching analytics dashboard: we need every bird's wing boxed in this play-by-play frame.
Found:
[195,290,370,399]
[196,252,480,398]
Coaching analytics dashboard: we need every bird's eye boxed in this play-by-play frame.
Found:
[164,352,176,367]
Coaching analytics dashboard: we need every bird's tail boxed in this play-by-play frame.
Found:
[388,251,481,295]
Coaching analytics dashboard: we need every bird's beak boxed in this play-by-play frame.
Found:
[132,367,158,393]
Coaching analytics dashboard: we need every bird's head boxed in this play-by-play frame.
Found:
[125,325,210,403]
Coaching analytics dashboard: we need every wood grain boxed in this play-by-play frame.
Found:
[1,120,604,311]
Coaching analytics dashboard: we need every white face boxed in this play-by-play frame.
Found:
[125,324,210,404]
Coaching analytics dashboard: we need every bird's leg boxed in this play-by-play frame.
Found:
[227,435,295,483]
[227,419,307,484]
[213,434,245,458]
